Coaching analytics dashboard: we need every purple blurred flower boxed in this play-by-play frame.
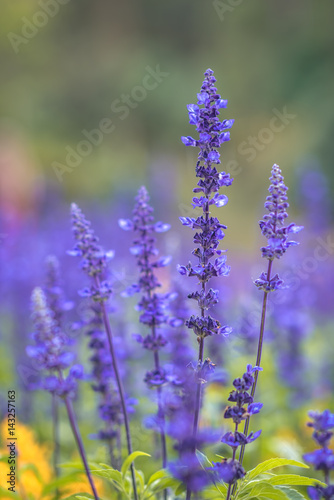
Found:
[169,453,210,492]
[27,287,80,398]
[210,459,246,485]
[304,409,334,500]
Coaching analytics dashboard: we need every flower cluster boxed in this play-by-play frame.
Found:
[119,186,173,388]
[179,67,233,347]
[27,287,83,398]
[212,365,263,485]
[259,164,303,261]
[68,203,114,301]
[304,409,334,500]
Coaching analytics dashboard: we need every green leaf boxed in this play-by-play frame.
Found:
[147,469,168,486]
[121,451,151,477]
[96,464,123,485]
[247,482,290,500]
[266,474,325,487]
[150,477,181,492]
[202,485,227,499]
[76,495,95,500]
[276,486,308,500]
[196,450,213,469]
[135,468,145,491]
[41,473,83,496]
[247,459,309,481]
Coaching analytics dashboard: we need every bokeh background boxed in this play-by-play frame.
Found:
[1,1,334,497]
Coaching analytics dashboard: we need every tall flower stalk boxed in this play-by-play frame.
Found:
[27,287,99,500]
[237,164,303,468]
[179,68,234,500]
[303,409,334,499]
[119,186,172,476]
[69,203,138,500]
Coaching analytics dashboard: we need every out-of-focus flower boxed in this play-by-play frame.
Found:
[304,409,334,500]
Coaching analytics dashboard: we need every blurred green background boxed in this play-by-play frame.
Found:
[1,0,334,253]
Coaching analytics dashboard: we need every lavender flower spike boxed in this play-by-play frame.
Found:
[28,288,99,500]
[303,409,334,500]
[69,203,138,500]
[222,365,263,500]
[237,164,303,470]
[180,68,233,500]
[119,186,172,494]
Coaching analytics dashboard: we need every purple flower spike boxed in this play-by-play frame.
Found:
[179,69,233,342]
[221,365,263,497]
[179,69,234,499]
[259,164,303,262]
[28,287,80,398]
[303,409,334,500]
[120,186,175,471]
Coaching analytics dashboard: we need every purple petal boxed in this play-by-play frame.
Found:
[154,222,171,232]
[217,99,228,108]
[118,218,134,231]
[181,136,197,147]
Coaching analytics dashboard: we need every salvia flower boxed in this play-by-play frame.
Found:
[237,165,304,474]
[304,409,334,500]
[69,203,139,500]
[220,365,263,492]
[223,365,263,442]
[68,203,114,301]
[180,71,233,367]
[169,453,210,492]
[27,287,83,398]
[210,459,246,485]
[120,186,175,472]
[180,68,233,499]
[259,164,303,262]
[179,68,233,345]
[119,186,174,386]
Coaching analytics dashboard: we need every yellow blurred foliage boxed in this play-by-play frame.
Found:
[0,419,105,499]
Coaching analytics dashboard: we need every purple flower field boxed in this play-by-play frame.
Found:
[1,4,334,500]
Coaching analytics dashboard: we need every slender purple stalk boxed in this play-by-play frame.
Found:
[94,274,138,495]
[69,203,138,500]
[52,393,60,499]
[237,164,303,471]
[59,371,99,500]
[179,69,233,500]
